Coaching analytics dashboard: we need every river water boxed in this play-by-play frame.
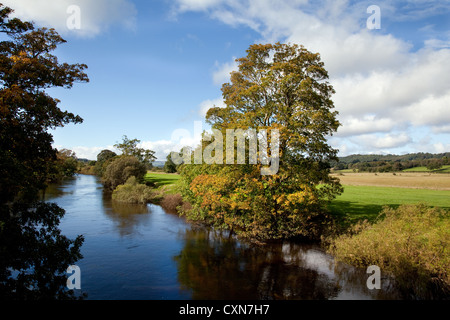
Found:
[46,174,402,300]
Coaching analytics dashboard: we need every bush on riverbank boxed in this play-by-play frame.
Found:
[103,155,147,190]
[112,176,160,204]
[159,193,184,213]
[328,204,450,299]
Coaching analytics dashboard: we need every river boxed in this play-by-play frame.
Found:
[45,174,401,300]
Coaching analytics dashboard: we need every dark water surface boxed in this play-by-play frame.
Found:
[46,174,401,300]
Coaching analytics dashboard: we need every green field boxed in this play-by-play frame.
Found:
[328,184,450,222]
[144,172,181,186]
[402,165,450,173]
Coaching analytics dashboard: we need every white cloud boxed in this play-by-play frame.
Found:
[350,133,412,151]
[212,58,238,86]
[332,48,450,117]
[140,140,182,161]
[2,0,137,38]
[198,97,226,117]
[398,92,450,129]
[372,133,413,149]
[336,116,397,137]
[431,142,450,154]
[425,38,450,49]
[175,0,223,12]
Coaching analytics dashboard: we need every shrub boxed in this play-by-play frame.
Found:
[160,193,184,213]
[112,176,157,204]
[103,155,147,190]
[328,204,450,299]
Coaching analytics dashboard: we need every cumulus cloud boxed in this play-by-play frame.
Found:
[140,139,184,161]
[397,91,450,130]
[368,133,412,149]
[336,116,397,137]
[198,97,226,117]
[212,58,238,86]
[2,0,137,38]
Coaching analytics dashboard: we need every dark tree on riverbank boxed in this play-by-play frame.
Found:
[0,5,86,299]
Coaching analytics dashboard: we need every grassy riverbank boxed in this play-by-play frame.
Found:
[144,172,181,187]
[143,172,186,213]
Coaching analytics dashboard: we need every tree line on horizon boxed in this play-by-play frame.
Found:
[333,152,450,172]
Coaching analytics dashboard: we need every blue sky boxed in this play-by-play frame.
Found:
[4,0,450,160]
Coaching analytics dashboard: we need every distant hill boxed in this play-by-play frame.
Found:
[337,152,450,164]
[333,152,450,172]
[152,161,165,168]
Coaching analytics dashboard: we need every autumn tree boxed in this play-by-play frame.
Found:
[179,43,342,241]
[0,5,86,299]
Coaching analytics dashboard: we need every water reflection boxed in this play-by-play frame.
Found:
[101,191,151,237]
[175,228,401,300]
[43,177,76,200]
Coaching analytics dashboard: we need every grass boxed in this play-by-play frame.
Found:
[328,184,450,222]
[144,172,181,193]
[403,165,450,173]
[144,172,181,185]
[328,204,450,299]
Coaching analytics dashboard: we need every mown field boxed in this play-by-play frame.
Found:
[328,184,450,222]
[145,172,181,186]
[144,172,181,194]
[330,172,450,221]
[145,171,450,223]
